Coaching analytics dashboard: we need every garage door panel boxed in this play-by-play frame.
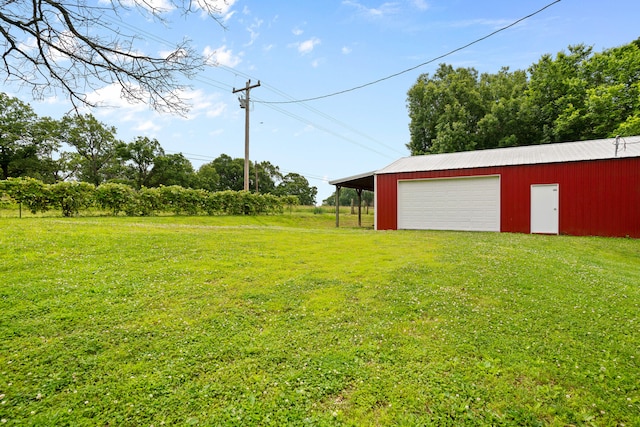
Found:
[397,176,500,231]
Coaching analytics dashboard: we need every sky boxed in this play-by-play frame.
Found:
[8,0,640,203]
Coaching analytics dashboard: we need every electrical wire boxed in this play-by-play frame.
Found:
[216,65,405,156]
[164,150,331,183]
[100,13,403,157]
[258,0,562,104]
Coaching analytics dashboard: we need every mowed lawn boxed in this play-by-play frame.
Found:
[1,213,638,426]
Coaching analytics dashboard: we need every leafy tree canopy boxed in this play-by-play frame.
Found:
[406,39,640,155]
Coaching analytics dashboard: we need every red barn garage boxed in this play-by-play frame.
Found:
[333,136,640,237]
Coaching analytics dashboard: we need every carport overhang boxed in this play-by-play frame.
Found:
[329,171,375,227]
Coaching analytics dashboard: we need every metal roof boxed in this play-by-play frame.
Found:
[377,136,640,175]
[329,171,376,191]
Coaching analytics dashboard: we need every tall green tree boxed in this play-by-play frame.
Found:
[148,153,195,188]
[210,154,244,191]
[117,136,165,188]
[525,44,593,143]
[254,161,282,194]
[406,39,640,156]
[476,68,530,149]
[274,173,317,206]
[0,93,37,180]
[60,114,120,186]
[195,162,221,192]
[583,42,640,138]
[406,65,485,155]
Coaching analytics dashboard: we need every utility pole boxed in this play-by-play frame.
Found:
[232,80,260,191]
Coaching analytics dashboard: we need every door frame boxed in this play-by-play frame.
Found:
[530,183,559,234]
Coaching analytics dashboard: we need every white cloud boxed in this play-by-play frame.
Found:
[341,46,352,55]
[206,102,226,118]
[204,0,237,15]
[342,1,401,18]
[295,37,321,55]
[104,0,174,14]
[412,0,429,11]
[245,18,263,46]
[178,89,227,121]
[84,85,226,130]
[221,10,236,23]
[292,27,304,36]
[135,120,162,132]
[203,45,242,67]
[311,58,324,68]
[84,83,147,114]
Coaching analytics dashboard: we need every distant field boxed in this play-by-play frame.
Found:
[1,214,638,426]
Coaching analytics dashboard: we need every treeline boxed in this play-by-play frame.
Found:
[0,177,299,217]
[407,39,640,155]
[0,95,317,204]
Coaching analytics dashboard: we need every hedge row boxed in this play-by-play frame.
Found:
[0,177,299,217]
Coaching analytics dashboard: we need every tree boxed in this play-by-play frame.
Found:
[275,173,317,206]
[525,45,593,143]
[210,154,245,191]
[117,136,165,188]
[195,162,221,192]
[323,188,373,208]
[28,116,66,183]
[582,42,640,138]
[148,153,195,188]
[0,1,226,114]
[0,93,37,180]
[60,114,120,186]
[253,161,282,194]
[406,39,640,156]
[476,68,530,149]
[406,65,485,155]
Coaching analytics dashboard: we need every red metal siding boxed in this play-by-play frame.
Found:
[376,158,640,237]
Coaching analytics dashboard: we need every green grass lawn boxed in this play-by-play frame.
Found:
[1,213,638,426]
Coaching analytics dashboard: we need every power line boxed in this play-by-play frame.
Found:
[98,13,406,158]
[217,65,404,156]
[258,0,562,104]
[164,150,331,183]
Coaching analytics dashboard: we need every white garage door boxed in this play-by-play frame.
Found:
[397,176,500,231]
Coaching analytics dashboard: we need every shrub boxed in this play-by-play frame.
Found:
[50,181,95,217]
[262,193,284,214]
[1,177,52,215]
[200,190,223,215]
[129,187,162,216]
[95,183,136,216]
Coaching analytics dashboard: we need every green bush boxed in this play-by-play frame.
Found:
[1,177,296,217]
[50,181,95,217]
[95,183,136,216]
[133,187,162,216]
[157,185,204,215]
[1,177,52,215]
[200,190,223,215]
[262,193,284,214]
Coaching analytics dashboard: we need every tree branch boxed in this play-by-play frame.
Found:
[0,0,225,115]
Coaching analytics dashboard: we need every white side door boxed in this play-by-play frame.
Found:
[531,184,559,234]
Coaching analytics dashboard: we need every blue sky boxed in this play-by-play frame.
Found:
[11,0,640,203]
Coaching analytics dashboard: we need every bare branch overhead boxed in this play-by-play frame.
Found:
[0,0,226,114]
